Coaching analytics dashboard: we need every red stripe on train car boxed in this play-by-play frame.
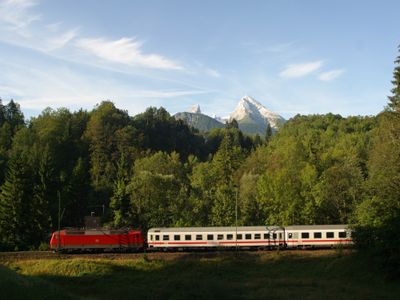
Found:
[148,239,353,246]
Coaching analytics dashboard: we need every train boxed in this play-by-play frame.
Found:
[50,224,352,252]
[49,228,144,252]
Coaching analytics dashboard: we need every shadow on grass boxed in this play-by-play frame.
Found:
[3,251,400,300]
[0,265,78,300]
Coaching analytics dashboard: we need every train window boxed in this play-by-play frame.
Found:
[314,232,322,239]
[227,234,233,240]
[326,232,334,238]
[66,231,85,235]
[110,230,124,235]
[339,232,346,238]
[196,235,203,240]
[174,235,180,241]
[237,234,242,240]
[264,233,270,239]
[155,235,160,241]
[301,232,309,239]
[288,233,292,239]
[245,234,252,240]
[207,234,213,240]
[272,233,277,239]
[254,234,261,239]
[163,235,169,241]
[185,235,192,241]
[217,234,223,240]
[279,233,283,239]
[150,235,153,241]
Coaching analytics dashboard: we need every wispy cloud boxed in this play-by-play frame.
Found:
[280,60,324,78]
[318,69,344,81]
[46,28,79,51]
[76,37,183,70]
[45,22,62,32]
[0,59,206,116]
[123,89,208,99]
[263,41,295,53]
[0,0,75,50]
[0,84,24,97]
[204,68,221,78]
[0,1,184,71]
[0,0,41,34]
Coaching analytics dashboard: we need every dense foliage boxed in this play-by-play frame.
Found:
[0,47,399,280]
[352,47,400,277]
[0,98,378,250]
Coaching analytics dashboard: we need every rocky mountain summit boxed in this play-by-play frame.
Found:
[174,96,285,135]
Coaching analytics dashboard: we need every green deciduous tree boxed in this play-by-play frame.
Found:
[354,46,400,277]
[84,101,131,209]
[110,154,131,228]
[210,130,244,225]
[128,152,188,230]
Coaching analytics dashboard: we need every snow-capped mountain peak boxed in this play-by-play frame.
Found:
[175,96,285,135]
[230,95,284,129]
[187,104,201,114]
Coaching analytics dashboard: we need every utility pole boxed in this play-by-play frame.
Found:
[56,190,66,252]
[57,190,61,251]
[235,188,238,252]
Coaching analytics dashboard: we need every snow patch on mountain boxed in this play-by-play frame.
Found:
[212,114,227,124]
[187,104,201,114]
[230,95,284,129]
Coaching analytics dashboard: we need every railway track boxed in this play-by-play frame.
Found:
[0,251,149,262]
[0,248,350,263]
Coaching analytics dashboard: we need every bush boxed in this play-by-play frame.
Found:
[38,242,49,251]
[353,217,400,279]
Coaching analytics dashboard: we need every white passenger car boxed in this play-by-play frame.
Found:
[285,225,352,248]
[147,225,352,250]
[148,226,279,249]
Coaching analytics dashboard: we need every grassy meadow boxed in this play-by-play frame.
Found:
[1,250,399,300]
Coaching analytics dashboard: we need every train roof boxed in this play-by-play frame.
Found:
[148,225,349,233]
[148,226,266,233]
[285,225,349,230]
[54,228,142,235]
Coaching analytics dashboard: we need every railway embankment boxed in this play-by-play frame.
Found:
[1,249,399,299]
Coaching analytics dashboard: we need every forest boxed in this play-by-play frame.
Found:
[0,48,399,275]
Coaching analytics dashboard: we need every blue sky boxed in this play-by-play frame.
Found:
[0,0,399,120]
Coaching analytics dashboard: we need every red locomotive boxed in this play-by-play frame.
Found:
[50,229,144,252]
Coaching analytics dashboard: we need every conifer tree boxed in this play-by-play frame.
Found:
[32,146,53,242]
[110,154,130,227]
[0,99,6,127]
[265,123,272,144]
[387,46,400,112]
[84,101,131,208]
[63,157,90,227]
[5,100,24,134]
[0,157,33,250]
[210,130,243,225]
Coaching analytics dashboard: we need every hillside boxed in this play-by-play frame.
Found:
[174,111,224,132]
[174,96,285,135]
[1,250,399,300]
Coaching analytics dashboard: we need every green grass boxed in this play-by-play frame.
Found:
[0,265,78,300]
[1,250,399,300]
